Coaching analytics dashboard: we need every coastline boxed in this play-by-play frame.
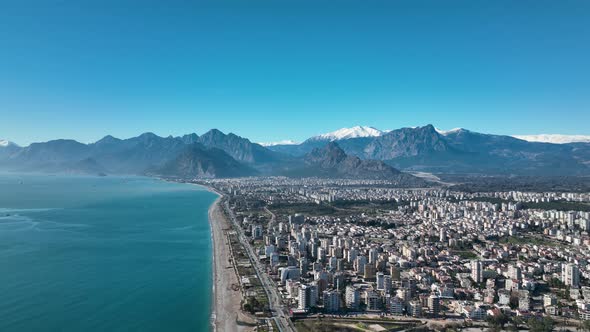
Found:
[149,180,251,331]
[205,186,248,332]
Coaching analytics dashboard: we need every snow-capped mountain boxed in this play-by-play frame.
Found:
[309,126,385,141]
[512,134,590,144]
[0,139,17,147]
[258,140,299,147]
[434,128,464,136]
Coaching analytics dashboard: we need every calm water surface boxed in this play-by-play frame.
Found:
[0,173,216,332]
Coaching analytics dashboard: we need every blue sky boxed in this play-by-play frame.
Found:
[1,0,589,145]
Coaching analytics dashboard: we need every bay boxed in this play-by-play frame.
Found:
[0,173,216,332]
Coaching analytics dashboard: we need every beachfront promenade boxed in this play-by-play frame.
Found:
[209,191,295,332]
[223,199,296,332]
[224,201,296,332]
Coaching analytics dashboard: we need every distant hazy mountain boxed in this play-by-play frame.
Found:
[513,134,590,144]
[0,139,18,148]
[89,132,189,173]
[303,142,401,179]
[0,130,284,178]
[153,143,257,179]
[197,129,282,165]
[268,126,385,156]
[5,139,91,171]
[287,142,427,186]
[440,128,590,175]
[271,125,454,158]
[268,124,590,176]
[357,125,452,160]
[2,125,589,178]
[0,139,21,159]
[180,133,200,145]
[65,157,108,175]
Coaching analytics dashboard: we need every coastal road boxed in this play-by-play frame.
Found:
[223,200,296,332]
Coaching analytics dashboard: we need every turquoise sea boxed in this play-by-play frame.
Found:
[0,173,217,332]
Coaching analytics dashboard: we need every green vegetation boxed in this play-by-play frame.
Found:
[463,197,590,212]
[445,175,590,193]
[526,317,554,332]
[270,202,337,216]
[243,296,266,314]
[508,316,525,332]
[548,277,566,289]
[452,250,478,259]
[270,200,411,218]
[580,320,590,332]
[486,312,509,330]
[330,199,408,210]
[522,201,590,212]
[499,235,552,247]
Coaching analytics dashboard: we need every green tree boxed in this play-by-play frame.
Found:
[527,317,555,332]
[486,312,509,329]
[511,316,524,331]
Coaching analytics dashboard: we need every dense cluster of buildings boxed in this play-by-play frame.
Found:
[198,177,590,324]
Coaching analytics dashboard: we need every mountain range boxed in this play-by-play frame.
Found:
[1,125,590,179]
[267,125,590,176]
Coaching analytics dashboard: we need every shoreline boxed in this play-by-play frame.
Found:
[205,185,248,332]
[141,179,251,331]
[208,195,222,332]
[154,180,236,331]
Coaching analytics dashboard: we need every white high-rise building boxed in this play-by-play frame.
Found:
[518,290,531,311]
[439,228,447,242]
[354,256,367,274]
[390,266,401,280]
[471,260,483,283]
[298,285,310,309]
[544,294,557,307]
[407,300,422,317]
[346,285,360,310]
[309,284,318,308]
[366,290,380,311]
[347,248,358,263]
[563,263,580,288]
[317,247,326,263]
[323,290,340,313]
[270,252,279,267]
[280,266,301,284]
[428,294,440,317]
[369,248,379,264]
[508,265,522,281]
[298,284,318,310]
[389,296,404,315]
[383,275,393,294]
[376,272,385,290]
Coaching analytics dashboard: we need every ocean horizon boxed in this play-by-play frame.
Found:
[0,173,217,332]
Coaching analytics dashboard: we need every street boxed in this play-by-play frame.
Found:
[224,200,296,332]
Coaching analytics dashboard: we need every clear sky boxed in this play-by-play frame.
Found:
[1,0,589,145]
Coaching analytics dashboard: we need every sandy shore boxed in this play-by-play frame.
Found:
[208,194,251,332]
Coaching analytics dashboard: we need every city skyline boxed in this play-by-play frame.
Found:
[1,1,589,145]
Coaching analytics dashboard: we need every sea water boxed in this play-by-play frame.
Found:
[0,173,216,332]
